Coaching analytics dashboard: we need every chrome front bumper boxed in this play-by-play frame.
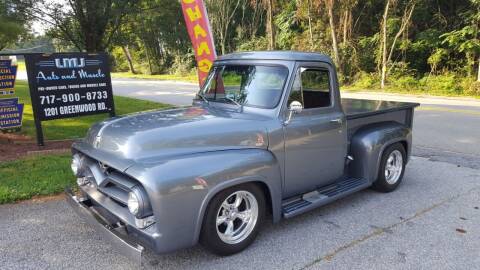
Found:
[65,189,144,264]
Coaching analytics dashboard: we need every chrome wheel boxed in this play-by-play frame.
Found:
[384,150,403,185]
[216,190,259,245]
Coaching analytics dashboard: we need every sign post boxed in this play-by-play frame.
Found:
[24,52,115,146]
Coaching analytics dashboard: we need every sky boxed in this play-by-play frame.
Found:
[30,0,67,36]
[32,20,47,36]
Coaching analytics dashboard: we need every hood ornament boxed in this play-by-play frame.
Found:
[93,136,101,148]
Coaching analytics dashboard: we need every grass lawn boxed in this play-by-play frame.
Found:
[10,81,171,140]
[16,59,26,72]
[0,154,74,204]
[111,72,198,83]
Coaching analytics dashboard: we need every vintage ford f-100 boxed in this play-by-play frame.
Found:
[66,51,419,261]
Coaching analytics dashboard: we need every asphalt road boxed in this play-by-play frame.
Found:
[111,79,198,106]
[1,78,479,269]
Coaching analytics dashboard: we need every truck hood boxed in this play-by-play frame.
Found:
[83,106,269,164]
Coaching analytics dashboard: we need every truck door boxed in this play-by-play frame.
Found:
[283,63,347,197]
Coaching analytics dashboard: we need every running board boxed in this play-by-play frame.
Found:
[282,178,370,218]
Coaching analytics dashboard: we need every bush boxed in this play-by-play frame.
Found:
[419,74,462,95]
[461,78,480,96]
[389,62,416,79]
[110,47,130,72]
[171,53,195,75]
[345,71,480,97]
[390,75,418,90]
[349,72,379,89]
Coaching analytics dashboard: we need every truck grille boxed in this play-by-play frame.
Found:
[83,158,138,207]
[98,172,137,206]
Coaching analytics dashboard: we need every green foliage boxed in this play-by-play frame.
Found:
[237,36,269,51]
[0,19,24,50]
[462,78,480,95]
[171,53,196,75]
[275,1,299,50]
[408,29,443,74]
[419,74,463,95]
[427,48,448,74]
[111,46,130,72]
[0,0,28,50]
[356,35,379,73]
[347,72,480,98]
[45,0,138,52]
[391,75,418,90]
[350,72,379,89]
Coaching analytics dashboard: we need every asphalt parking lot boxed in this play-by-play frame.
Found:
[1,78,479,269]
[1,156,479,270]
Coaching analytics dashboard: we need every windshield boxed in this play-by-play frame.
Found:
[198,65,289,108]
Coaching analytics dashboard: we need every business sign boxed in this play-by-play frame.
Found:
[0,59,17,95]
[0,97,24,129]
[181,0,217,87]
[24,53,115,121]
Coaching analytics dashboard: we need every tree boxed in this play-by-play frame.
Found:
[441,0,480,81]
[29,0,137,52]
[298,0,315,49]
[206,0,241,55]
[324,0,340,66]
[0,0,29,50]
[142,0,190,73]
[442,26,480,81]
[339,0,357,45]
[379,0,416,88]
[265,0,276,50]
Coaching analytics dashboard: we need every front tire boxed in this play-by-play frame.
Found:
[200,183,265,256]
[372,143,406,193]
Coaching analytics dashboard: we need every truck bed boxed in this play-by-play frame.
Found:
[342,98,420,139]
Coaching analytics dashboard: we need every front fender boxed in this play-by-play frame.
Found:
[124,148,282,253]
[348,121,412,183]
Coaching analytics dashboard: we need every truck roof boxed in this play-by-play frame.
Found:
[217,51,334,63]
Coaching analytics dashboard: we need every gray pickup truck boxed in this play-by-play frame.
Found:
[67,51,419,261]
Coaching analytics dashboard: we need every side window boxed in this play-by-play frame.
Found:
[301,69,331,109]
[287,71,303,106]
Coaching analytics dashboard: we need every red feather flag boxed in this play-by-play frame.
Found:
[180,0,217,87]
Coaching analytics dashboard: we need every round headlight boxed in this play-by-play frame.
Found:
[127,191,140,216]
[71,154,82,176]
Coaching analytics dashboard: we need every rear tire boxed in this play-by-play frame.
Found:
[371,143,406,193]
[200,183,265,256]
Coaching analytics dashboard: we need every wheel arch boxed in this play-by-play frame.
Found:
[193,178,279,245]
[348,121,412,183]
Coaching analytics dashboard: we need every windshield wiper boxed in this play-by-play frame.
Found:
[223,96,242,107]
[197,93,209,104]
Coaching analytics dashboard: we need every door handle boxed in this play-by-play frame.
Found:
[330,118,343,124]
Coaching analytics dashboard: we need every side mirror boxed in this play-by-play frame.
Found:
[285,101,303,125]
[289,101,303,114]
